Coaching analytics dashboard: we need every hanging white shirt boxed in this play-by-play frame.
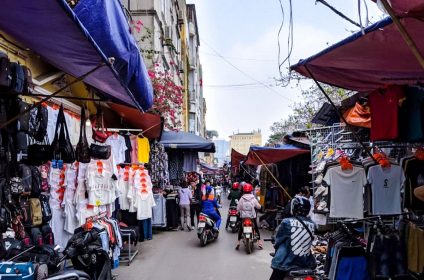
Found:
[106,134,127,173]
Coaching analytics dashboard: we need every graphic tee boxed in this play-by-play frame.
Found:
[369,86,404,141]
[367,165,405,215]
[323,166,366,218]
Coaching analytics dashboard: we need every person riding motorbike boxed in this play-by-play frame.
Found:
[269,196,316,280]
[236,183,263,250]
[201,186,221,230]
[225,182,242,229]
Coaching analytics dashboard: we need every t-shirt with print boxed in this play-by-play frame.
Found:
[106,134,127,167]
[367,165,405,215]
[323,166,366,218]
[369,85,404,141]
[137,136,150,164]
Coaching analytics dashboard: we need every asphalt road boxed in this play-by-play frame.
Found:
[116,197,274,280]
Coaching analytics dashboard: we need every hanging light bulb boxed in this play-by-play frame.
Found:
[86,119,91,127]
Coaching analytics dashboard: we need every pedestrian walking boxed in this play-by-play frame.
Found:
[190,180,202,227]
[178,183,193,231]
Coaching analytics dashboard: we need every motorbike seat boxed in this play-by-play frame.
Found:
[289,269,315,277]
[47,269,91,279]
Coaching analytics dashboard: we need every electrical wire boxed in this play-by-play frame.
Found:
[200,39,295,103]
[277,0,294,87]
[315,0,361,27]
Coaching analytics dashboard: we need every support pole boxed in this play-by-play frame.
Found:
[0,63,105,130]
[304,65,378,164]
[380,0,424,70]
[252,151,292,200]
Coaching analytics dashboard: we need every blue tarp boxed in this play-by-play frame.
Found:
[0,0,152,110]
[160,131,216,153]
[75,0,153,110]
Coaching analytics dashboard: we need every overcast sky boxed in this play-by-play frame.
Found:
[187,0,384,142]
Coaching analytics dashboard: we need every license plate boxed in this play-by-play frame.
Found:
[243,227,252,233]
[245,234,251,238]
[230,216,238,222]
[198,222,205,228]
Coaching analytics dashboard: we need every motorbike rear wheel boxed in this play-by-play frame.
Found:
[231,226,238,233]
[245,238,252,254]
[200,232,208,247]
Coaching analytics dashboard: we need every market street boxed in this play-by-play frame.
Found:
[116,199,273,280]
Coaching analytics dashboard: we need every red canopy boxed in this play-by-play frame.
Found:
[372,0,424,17]
[291,17,424,92]
[245,145,309,166]
[231,149,246,175]
[108,103,163,140]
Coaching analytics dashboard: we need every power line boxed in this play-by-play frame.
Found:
[200,51,274,62]
[200,39,295,103]
[315,0,361,27]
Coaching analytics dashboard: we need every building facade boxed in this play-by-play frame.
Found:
[123,0,205,135]
[230,130,262,155]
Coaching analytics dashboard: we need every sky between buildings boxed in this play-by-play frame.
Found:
[187,0,384,141]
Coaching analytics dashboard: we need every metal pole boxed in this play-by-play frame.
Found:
[0,63,105,130]
[380,0,424,70]
[304,65,378,164]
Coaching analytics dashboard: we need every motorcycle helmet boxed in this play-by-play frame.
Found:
[290,196,311,217]
[243,183,253,193]
[232,182,240,190]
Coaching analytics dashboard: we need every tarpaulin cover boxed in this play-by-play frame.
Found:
[160,131,216,153]
[231,149,246,169]
[291,17,424,92]
[372,0,424,17]
[108,103,163,140]
[0,0,151,109]
[75,0,153,110]
[200,162,221,175]
[245,144,309,166]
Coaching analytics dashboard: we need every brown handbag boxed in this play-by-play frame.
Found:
[91,109,109,143]
[76,106,91,163]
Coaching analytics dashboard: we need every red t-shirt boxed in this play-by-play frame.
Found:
[369,85,404,141]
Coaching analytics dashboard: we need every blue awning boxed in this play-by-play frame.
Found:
[160,131,216,153]
[0,0,153,110]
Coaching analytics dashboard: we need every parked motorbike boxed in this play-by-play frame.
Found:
[264,237,320,280]
[197,213,219,247]
[227,206,240,233]
[241,218,258,254]
[45,228,112,280]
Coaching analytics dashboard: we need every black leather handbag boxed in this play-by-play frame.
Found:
[27,138,52,166]
[51,105,75,163]
[75,106,90,163]
[89,143,111,160]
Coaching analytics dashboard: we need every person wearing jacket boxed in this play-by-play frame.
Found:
[225,182,242,229]
[270,196,316,280]
[236,183,262,250]
[190,180,202,227]
[201,186,221,229]
[178,183,193,231]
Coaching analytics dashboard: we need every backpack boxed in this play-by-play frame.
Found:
[30,166,42,197]
[22,66,32,94]
[18,164,32,194]
[20,199,32,227]
[41,224,54,245]
[0,56,12,89]
[29,198,42,226]
[39,194,52,224]
[9,62,25,94]
[29,104,48,142]
[30,227,43,245]
[16,99,30,133]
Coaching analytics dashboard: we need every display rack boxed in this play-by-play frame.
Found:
[119,232,139,266]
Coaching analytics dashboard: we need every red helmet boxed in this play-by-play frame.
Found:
[232,182,240,190]
[243,183,253,193]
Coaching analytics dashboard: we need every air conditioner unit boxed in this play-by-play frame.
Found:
[164,25,172,39]
[177,11,184,24]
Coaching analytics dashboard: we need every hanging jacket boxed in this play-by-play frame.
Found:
[271,217,316,272]
[237,194,261,218]
[201,197,219,214]
[227,189,242,207]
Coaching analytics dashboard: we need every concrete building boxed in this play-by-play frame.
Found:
[230,130,262,155]
[213,139,230,167]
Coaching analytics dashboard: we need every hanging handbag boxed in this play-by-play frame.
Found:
[51,105,75,163]
[76,106,91,163]
[89,143,111,160]
[91,108,109,143]
[27,137,52,166]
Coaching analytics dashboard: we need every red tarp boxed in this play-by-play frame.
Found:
[372,0,424,17]
[231,149,245,175]
[291,17,424,92]
[108,103,163,139]
[245,145,309,166]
